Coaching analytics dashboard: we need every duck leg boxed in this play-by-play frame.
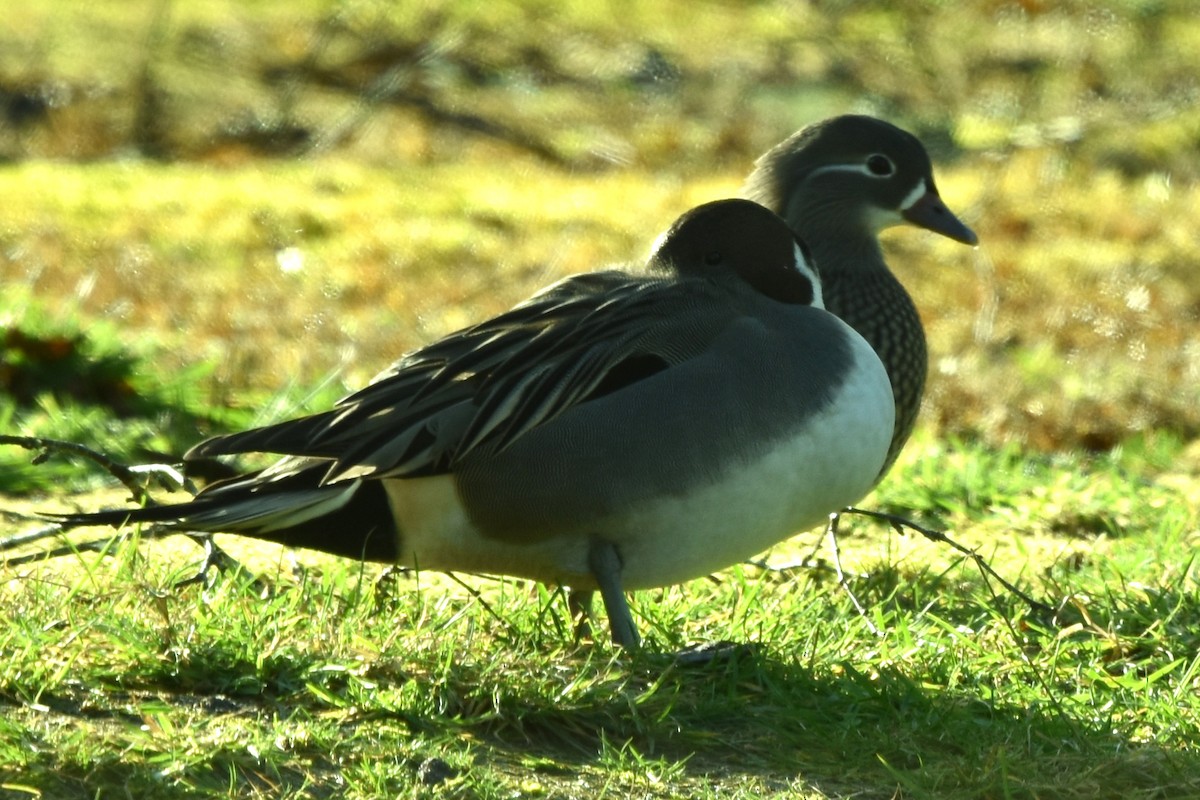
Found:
[567,589,595,642]
[173,534,251,589]
[587,537,641,649]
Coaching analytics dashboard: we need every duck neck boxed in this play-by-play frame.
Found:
[804,231,927,480]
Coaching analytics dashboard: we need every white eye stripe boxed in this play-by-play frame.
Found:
[806,163,882,180]
[805,159,929,212]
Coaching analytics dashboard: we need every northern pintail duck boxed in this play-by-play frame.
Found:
[48,199,894,648]
[743,115,977,476]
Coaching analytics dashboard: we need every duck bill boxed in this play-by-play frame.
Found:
[901,189,978,246]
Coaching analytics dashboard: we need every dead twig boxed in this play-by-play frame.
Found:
[0,532,133,567]
[839,506,1054,615]
[825,511,883,636]
[0,434,187,504]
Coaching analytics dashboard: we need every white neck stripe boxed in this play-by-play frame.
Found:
[791,242,824,308]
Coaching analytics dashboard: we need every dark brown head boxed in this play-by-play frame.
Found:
[649,199,822,306]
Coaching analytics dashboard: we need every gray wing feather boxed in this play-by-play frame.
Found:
[189,271,735,483]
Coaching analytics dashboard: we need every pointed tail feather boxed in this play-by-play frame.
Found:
[28,472,400,563]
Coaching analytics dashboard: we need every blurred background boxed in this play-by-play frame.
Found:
[2,0,1198,493]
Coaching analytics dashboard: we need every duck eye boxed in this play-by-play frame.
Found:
[704,250,723,265]
[866,154,895,176]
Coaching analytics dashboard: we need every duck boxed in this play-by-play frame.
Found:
[43,198,895,649]
[743,114,977,477]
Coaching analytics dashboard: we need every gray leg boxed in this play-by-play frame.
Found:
[175,534,252,589]
[587,538,640,649]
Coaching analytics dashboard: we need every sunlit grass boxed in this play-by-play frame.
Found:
[2,433,1197,798]
[3,1,1200,798]
[1,158,725,396]
[4,149,1198,467]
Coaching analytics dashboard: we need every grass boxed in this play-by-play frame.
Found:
[2,0,1200,797]
[2,435,1197,798]
[5,153,1198,469]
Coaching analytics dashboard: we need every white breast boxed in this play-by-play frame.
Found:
[610,337,893,588]
[383,325,894,592]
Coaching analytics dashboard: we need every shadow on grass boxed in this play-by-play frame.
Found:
[7,723,336,800]
[397,643,1199,798]
[6,567,1198,799]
